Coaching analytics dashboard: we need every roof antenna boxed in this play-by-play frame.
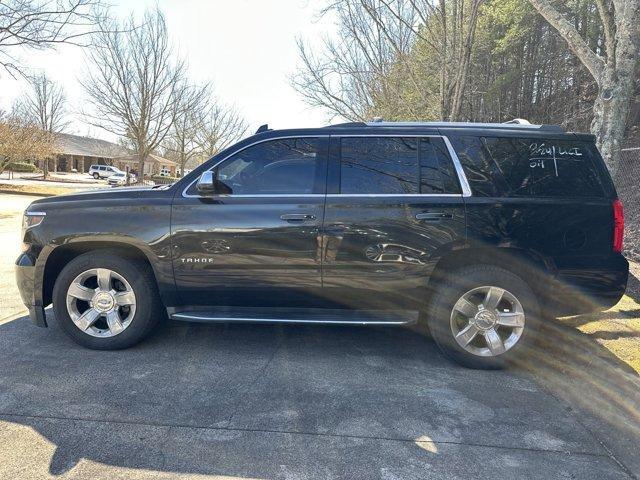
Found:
[255,124,270,134]
[371,116,384,123]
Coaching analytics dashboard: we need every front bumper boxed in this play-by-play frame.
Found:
[15,253,47,327]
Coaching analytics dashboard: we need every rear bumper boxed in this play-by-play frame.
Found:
[15,253,47,327]
[546,253,629,316]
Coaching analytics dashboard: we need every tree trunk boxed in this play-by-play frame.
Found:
[591,68,635,177]
[137,152,146,184]
[527,0,640,175]
[449,0,482,121]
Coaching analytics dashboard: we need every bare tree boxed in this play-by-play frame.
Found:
[0,0,107,77]
[163,83,211,177]
[292,0,421,121]
[196,104,248,159]
[12,73,67,178]
[0,110,54,173]
[13,73,68,132]
[527,0,640,174]
[81,7,188,180]
[292,0,484,122]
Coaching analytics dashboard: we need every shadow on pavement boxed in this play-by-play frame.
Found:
[0,312,635,479]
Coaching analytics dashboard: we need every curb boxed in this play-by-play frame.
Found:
[0,189,52,198]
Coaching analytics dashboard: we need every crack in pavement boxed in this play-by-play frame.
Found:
[0,411,611,459]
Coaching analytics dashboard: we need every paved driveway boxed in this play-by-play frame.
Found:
[0,311,631,479]
[0,193,636,479]
[0,195,41,319]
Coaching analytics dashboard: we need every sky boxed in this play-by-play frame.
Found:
[0,0,339,142]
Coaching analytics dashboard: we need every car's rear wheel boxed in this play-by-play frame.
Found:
[52,250,162,349]
[426,265,540,369]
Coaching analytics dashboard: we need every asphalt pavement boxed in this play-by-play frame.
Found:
[0,192,636,479]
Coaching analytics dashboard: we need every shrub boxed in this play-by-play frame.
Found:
[4,161,41,172]
[150,174,179,182]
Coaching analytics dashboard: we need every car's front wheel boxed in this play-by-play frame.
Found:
[426,265,540,369]
[92,172,99,179]
[52,250,162,349]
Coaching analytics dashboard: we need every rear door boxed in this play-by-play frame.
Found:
[171,136,328,306]
[320,134,467,305]
[450,133,621,299]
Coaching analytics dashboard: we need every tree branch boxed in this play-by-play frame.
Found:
[527,0,606,82]
[595,0,615,63]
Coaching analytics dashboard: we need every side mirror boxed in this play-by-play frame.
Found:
[196,170,232,195]
[196,171,217,194]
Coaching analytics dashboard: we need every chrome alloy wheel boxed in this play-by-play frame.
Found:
[65,268,136,338]
[450,286,525,357]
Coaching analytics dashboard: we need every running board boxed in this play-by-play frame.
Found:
[167,307,419,326]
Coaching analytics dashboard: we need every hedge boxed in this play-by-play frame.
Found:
[4,162,40,172]
[150,174,179,182]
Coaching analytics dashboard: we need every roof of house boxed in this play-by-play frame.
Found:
[53,132,129,158]
[113,153,178,166]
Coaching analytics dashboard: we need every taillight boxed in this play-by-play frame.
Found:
[613,199,624,253]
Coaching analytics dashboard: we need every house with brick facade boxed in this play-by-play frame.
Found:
[43,133,177,177]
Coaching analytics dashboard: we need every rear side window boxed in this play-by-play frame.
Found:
[451,136,607,198]
[419,138,461,194]
[340,137,418,194]
[339,137,460,194]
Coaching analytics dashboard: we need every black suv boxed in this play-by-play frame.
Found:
[16,121,628,368]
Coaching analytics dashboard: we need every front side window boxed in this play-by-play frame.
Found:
[215,138,322,195]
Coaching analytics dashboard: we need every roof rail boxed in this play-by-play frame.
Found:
[326,121,367,128]
[362,121,565,133]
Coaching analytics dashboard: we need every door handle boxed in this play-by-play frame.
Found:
[280,213,316,222]
[415,212,453,222]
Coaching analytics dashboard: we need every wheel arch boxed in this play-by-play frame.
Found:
[41,240,161,307]
[427,246,555,298]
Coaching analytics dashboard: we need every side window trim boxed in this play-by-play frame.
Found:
[330,134,471,198]
[442,136,473,197]
[182,135,329,198]
[181,133,472,198]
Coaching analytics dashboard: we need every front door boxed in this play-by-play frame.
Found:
[320,135,466,309]
[171,136,328,306]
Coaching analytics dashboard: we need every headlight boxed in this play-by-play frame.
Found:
[22,211,46,237]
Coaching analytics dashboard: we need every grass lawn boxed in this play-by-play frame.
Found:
[565,293,640,373]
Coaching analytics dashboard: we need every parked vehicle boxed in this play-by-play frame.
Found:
[88,164,123,179]
[16,121,628,368]
[108,172,136,186]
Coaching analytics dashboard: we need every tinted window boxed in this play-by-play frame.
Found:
[451,135,606,198]
[340,137,418,194]
[216,138,322,195]
[449,136,501,197]
[484,137,605,197]
[419,138,461,194]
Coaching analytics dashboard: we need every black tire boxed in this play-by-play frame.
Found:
[52,250,163,350]
[92,172,100,179]
[426,265,541,369]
